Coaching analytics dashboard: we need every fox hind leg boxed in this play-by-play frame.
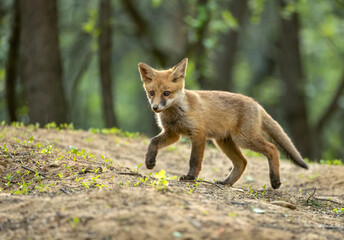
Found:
[215,137,247,186]
[240,137,281,189]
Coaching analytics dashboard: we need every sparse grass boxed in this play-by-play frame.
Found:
[333,208,344,214]
[319,159,343,166]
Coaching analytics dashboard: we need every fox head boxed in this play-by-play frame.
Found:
[138,58,188,113]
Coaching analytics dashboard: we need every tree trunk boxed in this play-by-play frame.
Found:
[121,0,168,67]
[276,0,312,158]
[98,0,117,128]
[19,0,67,125]
[5,0,20,122]
[214,0,248,91]
[313,69,344,159]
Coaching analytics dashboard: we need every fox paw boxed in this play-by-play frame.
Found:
[215,180,231,186]
[271,179,281,189]
[179,175,196,181]
[269,172,281,189]
[145,159,156,169]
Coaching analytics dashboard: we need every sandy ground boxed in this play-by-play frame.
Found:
[0,125,343,240]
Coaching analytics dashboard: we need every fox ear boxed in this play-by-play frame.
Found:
[172,58,188,81]
[138,62,155,82]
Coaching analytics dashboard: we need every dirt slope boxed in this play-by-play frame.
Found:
[0,125,343,240]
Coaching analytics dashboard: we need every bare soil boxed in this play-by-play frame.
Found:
[0,125,343,240]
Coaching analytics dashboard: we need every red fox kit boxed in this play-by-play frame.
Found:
[138,58,308,189]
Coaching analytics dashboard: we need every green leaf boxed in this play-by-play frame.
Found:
[151,0,162,8]
[222,10,238,30]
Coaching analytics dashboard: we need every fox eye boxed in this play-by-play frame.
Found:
[163,91,170,97]
[149,91,154,96]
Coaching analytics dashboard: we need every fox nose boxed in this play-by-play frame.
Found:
[152,105,159,111]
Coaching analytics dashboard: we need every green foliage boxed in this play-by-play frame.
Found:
[0,0,343,161]
[82,9,100,39]
[319,159,343,166]
[70,217,80,229]
[12,181,32,195]
[221,10,238,30]
[333,208,344,214]
[248,0,266,24]
[150,170,177,191]
[89,127,140,138]
[186,181,199,194]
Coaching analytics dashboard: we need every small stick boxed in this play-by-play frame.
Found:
[306,188,316,205]
[314,197,342,205]
[198,180,224,190]
[181,179,224,190]
[60,188,69,194]
[21,166,46,177]
[117,172,143,177]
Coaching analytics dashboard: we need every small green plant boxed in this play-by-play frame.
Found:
[150,170,177,191]
[59,123,74,130]
[63,164,72,171]
[12,181,32,195]
[333,208,344,214]
[320,159,343,166]
[228,212,237,217]
[35,182,48,192]
[70,217,80,229]
[90,175,100,186]
[4,174,13,187]
[88,128,100,134]
[41,145,53,154]
[186,181,199,194]
[34,171,43,181]
[1,144,8,152]
[134,176,149,187]
[44,122,57,129]
[139,176,149,183]
[81,182,90,189]
[260,184,266,196]
[132,163,143,174]
[75,177,83,182]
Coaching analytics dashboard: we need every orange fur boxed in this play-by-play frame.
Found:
[138,58,308,189]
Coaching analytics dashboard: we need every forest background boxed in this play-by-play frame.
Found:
[0,0,344,162]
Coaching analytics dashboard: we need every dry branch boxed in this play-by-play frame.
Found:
[21,166,46,177]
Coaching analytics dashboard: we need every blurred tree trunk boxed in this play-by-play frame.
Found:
[98,0,117,128]
[5,0,20,122]
[122,0,167,135]
[276,1,312,159]
[19,0,67,125]
[193,0,211,89]
[214,0,248,91]
[121,0,168,67]
[313,70,344,159]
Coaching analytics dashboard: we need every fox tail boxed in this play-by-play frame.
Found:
[261,108,308,169]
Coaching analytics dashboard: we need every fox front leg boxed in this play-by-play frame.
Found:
[180,136,205,181]
[145,131,180,169]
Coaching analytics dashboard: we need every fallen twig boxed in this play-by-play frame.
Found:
[181,179,224,190]
[60,188,69,195]
[198,180,224,190]
[78,167,104,175]
[306,188,316,205]
[314,197,342,205]
[271,201,297,210]
[21,166,46,177]
[186,217,201,229]
[117,172,143,178]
